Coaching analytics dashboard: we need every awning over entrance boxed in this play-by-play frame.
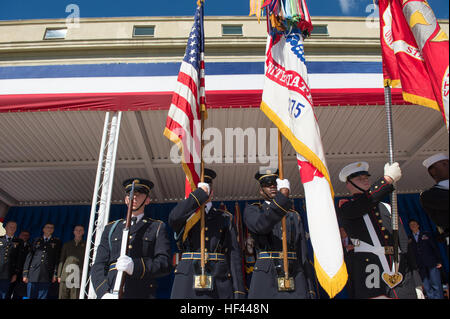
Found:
[0,61,409,112]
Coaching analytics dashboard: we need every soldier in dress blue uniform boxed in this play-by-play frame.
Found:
[169,169,246,299]
[243,169,317,299]
[12,230,31,299]
[337,161,422,299]
[90,178,172,299]
[23,222,62,299]
[0,221,23,299]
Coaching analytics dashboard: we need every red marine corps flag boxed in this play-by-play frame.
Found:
[378,0,449,130]
[164,1,206,240]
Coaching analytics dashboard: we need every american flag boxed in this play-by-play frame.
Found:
[164,2,205,198]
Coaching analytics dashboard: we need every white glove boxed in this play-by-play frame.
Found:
[384,162,402,183]
[276,178,290,191]
[415,287,425,299]
[116,255,134,275]
[101,292,118,299]
[198,182,210,195]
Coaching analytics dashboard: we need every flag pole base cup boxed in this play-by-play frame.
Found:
[277,277,295,292]
[194,274,213,291]
[382,272,403,289]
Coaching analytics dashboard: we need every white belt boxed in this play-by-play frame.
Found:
[351,238,390,256]
[352,214,398,275]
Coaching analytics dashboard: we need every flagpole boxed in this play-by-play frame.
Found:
[384,85,399,273]
[195,0,207,289]
[199,105,207,288]
[278,130,291,289]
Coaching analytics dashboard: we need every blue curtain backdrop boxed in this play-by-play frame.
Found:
[5,193,448,299]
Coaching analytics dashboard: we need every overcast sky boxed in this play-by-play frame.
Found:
[0,0,448,20]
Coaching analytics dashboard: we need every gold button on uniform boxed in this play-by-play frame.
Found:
[384,235,389,239]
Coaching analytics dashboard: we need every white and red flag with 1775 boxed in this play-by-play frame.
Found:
[260,32,348,298]
[164,1,206,200]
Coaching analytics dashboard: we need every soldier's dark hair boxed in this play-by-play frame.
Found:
[408,219,419,225]
[43,222,55,228]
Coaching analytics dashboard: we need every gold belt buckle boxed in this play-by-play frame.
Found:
[384,246,394,255]
[277,277,295,292]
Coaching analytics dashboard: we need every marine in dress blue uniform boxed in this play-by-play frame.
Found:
[90,178,172,299]
[23,222,62,299]
[0,221,23,299]
[337,161,422,299]
[169,169,246,299]
[243,169,317,299]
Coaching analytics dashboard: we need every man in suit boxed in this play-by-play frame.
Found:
[243,168,317,299]
[23,222,62,299]
[0,221,23,299]
[408,219,444,299]
[420,153,449,250]
[90,178,172,299]
[57,225,86,299]
[169,169,246,299]
[337,161,422,299]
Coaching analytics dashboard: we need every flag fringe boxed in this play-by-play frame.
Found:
[402,92,440,112]
[383,78,401,88]
[260,101,335,197]
[163,127,198,191]
[313,253,348,299]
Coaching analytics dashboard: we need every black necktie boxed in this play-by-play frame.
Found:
[131,217,138,225]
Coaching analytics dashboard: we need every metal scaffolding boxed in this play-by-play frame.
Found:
[79,111,122,299]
